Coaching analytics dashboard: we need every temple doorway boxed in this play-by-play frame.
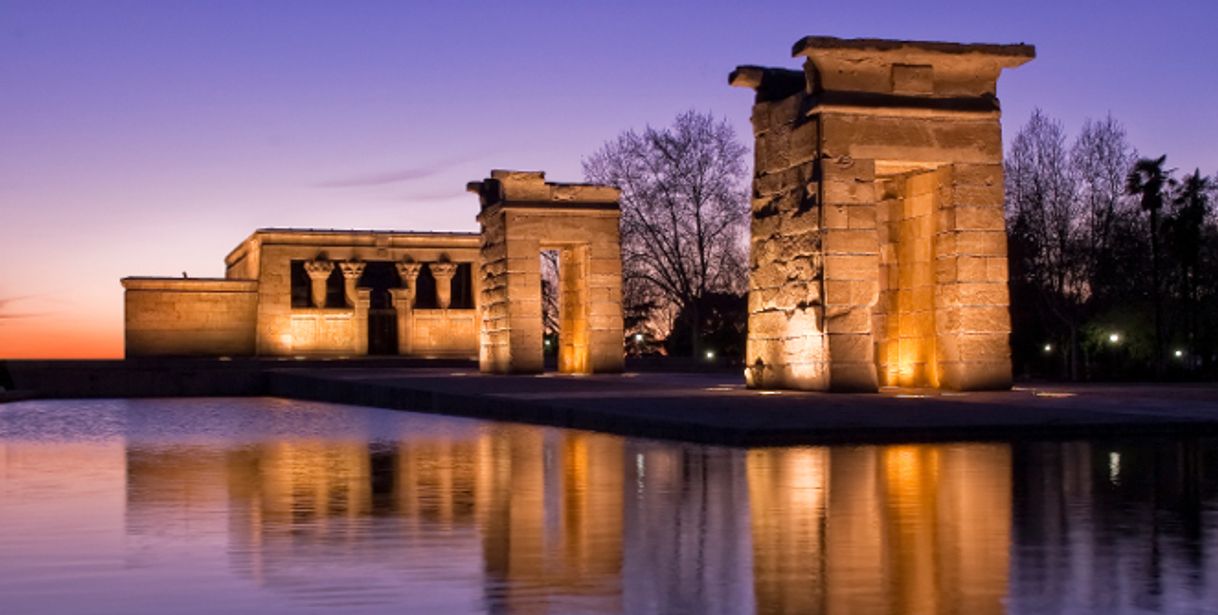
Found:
[362,261,400,355]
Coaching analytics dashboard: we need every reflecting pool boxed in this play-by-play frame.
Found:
[1,398,1216,614]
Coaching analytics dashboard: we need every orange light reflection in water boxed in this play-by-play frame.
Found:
[0,402,1014,613]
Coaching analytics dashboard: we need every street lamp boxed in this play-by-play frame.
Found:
[1108,333,1121,344]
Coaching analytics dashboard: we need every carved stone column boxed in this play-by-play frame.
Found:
[429,262,459,309]
[303,260,334,308]
[339,261,366,307]
[391,262,423,354]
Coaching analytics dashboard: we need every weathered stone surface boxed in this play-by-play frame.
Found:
[733,35,1029,392]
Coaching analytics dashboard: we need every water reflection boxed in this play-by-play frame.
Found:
[1,399,1216,614]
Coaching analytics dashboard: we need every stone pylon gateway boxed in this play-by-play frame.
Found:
[731,36,1034,392]
[470,171,626,375]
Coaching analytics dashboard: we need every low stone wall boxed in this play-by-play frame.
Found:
[288,308,366,356]
[410,309,477,357]
[122,278,259,357]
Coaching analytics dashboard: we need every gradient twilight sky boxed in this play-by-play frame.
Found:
[2,0,1216,358]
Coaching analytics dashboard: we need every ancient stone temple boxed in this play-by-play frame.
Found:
[121,171,625,371]
[731,36,1034,391]
[470,171,625,375]
[123,229,481,357]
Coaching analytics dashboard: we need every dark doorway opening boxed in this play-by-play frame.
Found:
[363,261,400,355]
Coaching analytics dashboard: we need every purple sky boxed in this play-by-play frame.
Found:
[2,0,1216,357]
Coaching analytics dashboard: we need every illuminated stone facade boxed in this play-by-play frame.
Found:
[122,171,625,366]
[732,36,1034,391]
[470,171,625,374]
[123,228,481,357]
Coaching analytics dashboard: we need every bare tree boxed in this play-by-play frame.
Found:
[1071,115,1137,302]
[582,110,749,357]
[540,250,560,340]
[1006,109,1086,377]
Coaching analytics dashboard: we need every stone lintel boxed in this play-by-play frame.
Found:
[468,170,620,212]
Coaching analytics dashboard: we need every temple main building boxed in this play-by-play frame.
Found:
[123,228,482,359]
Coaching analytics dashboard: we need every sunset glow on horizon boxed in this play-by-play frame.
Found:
[3,0,1216,359]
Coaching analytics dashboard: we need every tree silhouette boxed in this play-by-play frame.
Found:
[1168,170,1213,357]
[583,110,749,358]
[1126,155,1173,377]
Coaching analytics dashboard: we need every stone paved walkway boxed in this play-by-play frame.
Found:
[266,367,1218,446]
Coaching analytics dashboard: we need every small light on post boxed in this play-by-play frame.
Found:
[1108,332,1121,344]
[1043,343,1052,353]
[705,350,715,361]
[1174,349,1184,358]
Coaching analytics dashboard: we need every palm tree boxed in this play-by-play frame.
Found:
[1170,170,1213,361]
[1126,155,1172,377]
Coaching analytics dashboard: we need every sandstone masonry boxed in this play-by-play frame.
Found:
[731,36,1033,391]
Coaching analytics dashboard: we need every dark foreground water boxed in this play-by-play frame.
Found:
[1,399,1216,614]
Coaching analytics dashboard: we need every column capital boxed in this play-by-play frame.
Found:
[428,262,459,280]
[429,262,459,309]
[304,260,334,280]
[339,261,366,279]
[396,261,423,282]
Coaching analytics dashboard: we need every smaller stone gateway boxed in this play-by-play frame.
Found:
[731,36,1034,392]
[470,171,625,375]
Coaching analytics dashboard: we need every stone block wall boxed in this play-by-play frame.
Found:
[122,278,258,356]
[288,304,368,356]
[732,36,1032,391]
[411,309,478,357]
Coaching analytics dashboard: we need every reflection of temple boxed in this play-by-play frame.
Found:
[121,429,1020,614]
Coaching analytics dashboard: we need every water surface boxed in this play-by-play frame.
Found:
[1,398,1216,614]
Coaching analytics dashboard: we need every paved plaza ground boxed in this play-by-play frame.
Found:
[8,359,1218,445]
[268,367,1218,445]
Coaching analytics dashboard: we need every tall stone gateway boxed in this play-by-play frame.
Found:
[731,36,1034,392]
[471,170,625,375]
